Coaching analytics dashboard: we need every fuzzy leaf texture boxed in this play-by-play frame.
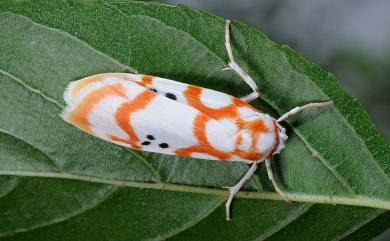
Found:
[0,0,389,240]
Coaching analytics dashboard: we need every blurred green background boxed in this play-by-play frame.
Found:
[166,0,390,142]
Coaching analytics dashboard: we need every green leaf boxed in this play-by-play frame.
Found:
[0,0,389,240]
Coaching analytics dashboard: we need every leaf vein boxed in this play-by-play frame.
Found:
[0,177,19,200]
[331,210,385,241]
[103,2,362,194]
[154,199,224,240]
[259,204,313,241]
[0,185,118,237]
[0,68,162,182]
[0,128,63,170]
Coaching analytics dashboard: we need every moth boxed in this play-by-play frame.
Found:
[61,20,331,220]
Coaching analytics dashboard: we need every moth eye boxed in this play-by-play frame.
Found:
[165,92,177,100]
[141,141,151,146]
[159,143,169,148]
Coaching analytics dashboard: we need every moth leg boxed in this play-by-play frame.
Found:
[225,161,260,221]
[265,159,290,202]
[224,19,260,103]
[277,101,333,123]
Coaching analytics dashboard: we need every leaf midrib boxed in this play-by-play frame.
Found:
[0,4,388,241]
[102,2,385,192]
[0,169,389,211]
[2,9,354,194]
[0,11,388,210]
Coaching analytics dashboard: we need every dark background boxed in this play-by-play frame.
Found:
[165,0,390,240]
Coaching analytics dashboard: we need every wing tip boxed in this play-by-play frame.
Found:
[63,80,77,105]
[60,103,72,123]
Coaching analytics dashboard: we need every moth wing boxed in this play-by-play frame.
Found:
[61,73,264,162]
[61,73,149,143]
[61,73,222,158]
[131,74,261,120]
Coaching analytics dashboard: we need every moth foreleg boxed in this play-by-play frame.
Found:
[277,101,333,123]
[224,20,260,103]
[265,159,290,202]
[225,161,259,221]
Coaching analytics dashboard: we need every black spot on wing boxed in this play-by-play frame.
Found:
[141,141,151,146]
[147,135,155,140]
[165,92,177,100]
[159,143,169,148]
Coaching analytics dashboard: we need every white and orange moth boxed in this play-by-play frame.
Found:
[61,20,331,220]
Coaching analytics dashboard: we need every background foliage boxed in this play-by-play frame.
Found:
[0,0,389,240]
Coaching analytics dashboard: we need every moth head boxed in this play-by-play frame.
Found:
[273,123,288,155]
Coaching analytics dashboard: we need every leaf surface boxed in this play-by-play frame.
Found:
[0,1,389,240]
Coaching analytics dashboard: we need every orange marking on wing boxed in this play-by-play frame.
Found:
[232,97,260,112]
[244,119,268,132]
[193,113,211,146]
[248,120,268,157]
[175,145,230,160]
[233,131,262,161]
[69,83,126,134]
[233,150,263,161]
[192,114,232,160]
[114,90,157,149]
[175,113,232,160]
[232,119,269,161]
[181,84,269,162]
[140,75,154,86]
[183,85,238,119]
[273,119,280,147]
[71,73,130,98]
[109,136,142,150]
[235,133,243,146]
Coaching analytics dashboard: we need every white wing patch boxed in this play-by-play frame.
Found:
[237,106,260,121]
[237,129,252,151]
[129,74,236,110]
[131,94,199,154]
[149,77,189,104]
[205,118,237,153]
[88,96,129,141]
[200,88,232,109]
[256,114,276,154]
